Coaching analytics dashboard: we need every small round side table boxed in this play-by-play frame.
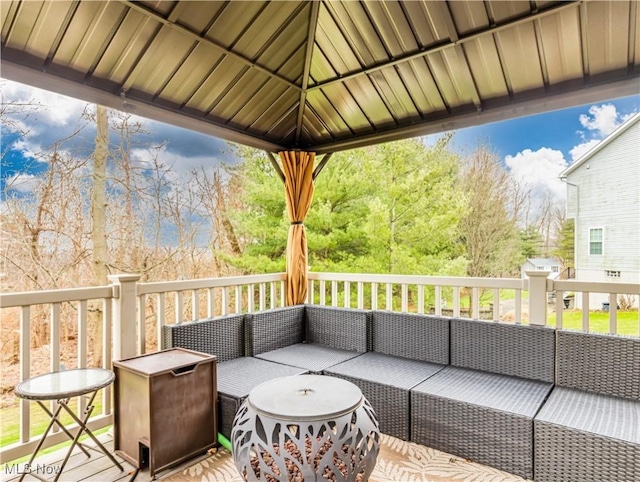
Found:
[231,375,380,482]
[14,368,123,482]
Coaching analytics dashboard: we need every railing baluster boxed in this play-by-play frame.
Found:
[357,282,364,309]
[248,284,255,312]
[515,290,522,324]
[20,306,30,443]
[103,299,112,416]
[401,284,408,312]
[259,283,266,311]
[222,287,229,315]
[138,295,146,355]
[472,287,479,319]
[609,293,617,334]
[50,304,61,433]
[320,280,326,305]
[235,286,242,313]
[417,285,424,314]
[435,286,441,315]
[331,281,338,307]
[493,289,500,320]
[344,281,351,308]
[371,282,378,310]
[385,284,392,311]
[556,290,563,329]
[271,282,277,309]
[156,293,166,349]
[207,288,215,318]
[582,292,590,331]
[453,287,460,317]
[175,291,184,324]
[191,289,199,320]
[78,300,88,416]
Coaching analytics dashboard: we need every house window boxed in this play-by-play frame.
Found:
[605,270,621,278]
[589,228,603,255]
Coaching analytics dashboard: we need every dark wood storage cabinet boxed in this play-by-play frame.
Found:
[113,348,217,477]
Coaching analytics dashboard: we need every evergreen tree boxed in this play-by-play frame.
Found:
[221,137,467,276]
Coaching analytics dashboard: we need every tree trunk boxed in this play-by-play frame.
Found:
[91,105,109,366]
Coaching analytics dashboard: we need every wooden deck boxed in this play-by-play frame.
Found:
[2,432,211,482]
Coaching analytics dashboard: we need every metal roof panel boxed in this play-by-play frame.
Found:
[1,0,637,154]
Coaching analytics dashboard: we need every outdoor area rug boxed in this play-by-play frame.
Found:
[162,434,530,482]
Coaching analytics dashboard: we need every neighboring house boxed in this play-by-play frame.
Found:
[559,112,640,309]
[521,258,561,279]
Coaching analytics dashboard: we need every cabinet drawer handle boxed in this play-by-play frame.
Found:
[171,364,197,376]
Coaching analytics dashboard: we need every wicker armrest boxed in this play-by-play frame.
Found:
[245,305,305,356]
[162,314,245,363]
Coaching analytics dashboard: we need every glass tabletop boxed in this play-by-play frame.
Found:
[14,368,115,401]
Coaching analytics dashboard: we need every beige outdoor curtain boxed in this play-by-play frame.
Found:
[280,151,315,306]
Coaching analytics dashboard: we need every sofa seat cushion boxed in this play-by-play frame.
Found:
[325,352,444,390]
[255,343,363,372]
[411,366,553,480]
[325,352,445,441]
[218,356,307,399]
[534,387,640,482]
[535,387,640,443]
[413,366,553,416]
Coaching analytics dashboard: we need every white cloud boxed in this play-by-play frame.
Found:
[5,173,41,193]
[578,104,625,138]
[1,79,89,127]
[505,147,568,201]
[569,139,600,161]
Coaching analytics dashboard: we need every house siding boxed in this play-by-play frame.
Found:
[566,120,640,293]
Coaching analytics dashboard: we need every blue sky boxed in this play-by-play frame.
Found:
[446,97,640,160]
[1,78,638,210]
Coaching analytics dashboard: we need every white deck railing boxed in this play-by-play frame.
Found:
[1,271,638,463]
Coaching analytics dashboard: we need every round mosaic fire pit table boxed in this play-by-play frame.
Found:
[231,374,380,482]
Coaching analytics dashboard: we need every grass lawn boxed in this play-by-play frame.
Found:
[549,309,640,336]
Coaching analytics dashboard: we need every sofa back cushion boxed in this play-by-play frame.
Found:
[556,330,640,400]
[305,305,369,352]
[162,314,245,363]
[451,318,555,383]
[371,311,449,364]
[245,306,305,356]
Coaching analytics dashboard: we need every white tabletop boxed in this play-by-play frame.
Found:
[14,368,115,401]
[247,375,363,421]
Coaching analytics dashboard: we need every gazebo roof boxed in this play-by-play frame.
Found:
[2,0,638,154]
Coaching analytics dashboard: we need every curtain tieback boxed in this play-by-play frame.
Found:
[290,221,303,225]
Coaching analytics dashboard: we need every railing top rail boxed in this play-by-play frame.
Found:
[137,272,287,295]
[308,272,525,290]
[0,286,114,309]
[553,279,640,295]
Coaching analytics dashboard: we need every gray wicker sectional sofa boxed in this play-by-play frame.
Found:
[163,304,640,481]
